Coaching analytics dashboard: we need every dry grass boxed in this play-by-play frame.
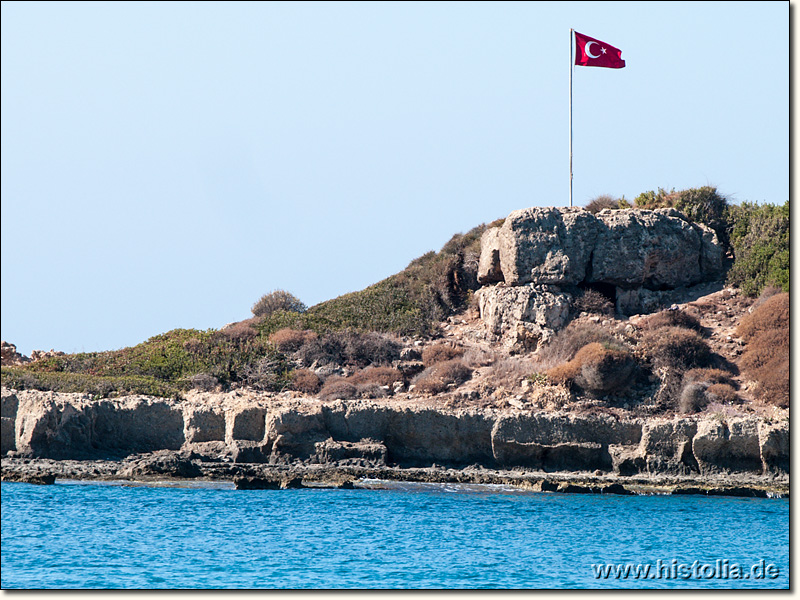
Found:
[485,356,538,390]
[705,383,740,404]
[461,346,497,368]
[585,194,620,214]
[737,293,789,341]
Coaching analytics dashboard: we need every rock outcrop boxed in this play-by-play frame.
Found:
[1,389,788,481]
[476,207,726,340]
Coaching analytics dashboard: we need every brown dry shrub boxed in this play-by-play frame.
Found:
[318,377,358,401]
[544,361,581,386]
[705,383,740,404]
[290,368,322,394]
[737,293,789,341]
[639,309,703,333]
[269,328,318,353]
[348,366,403,387]
[413,359,472,395]
[736,293,789,407]
[212,319,260,343]
[536,321,622,371]
[585,194,620,214]
[640,327,713,373]
[572,289,614,316]
[571,343,636,393]
[422,343,465,367]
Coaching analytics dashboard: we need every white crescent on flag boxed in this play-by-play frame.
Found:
[585,41,601,58]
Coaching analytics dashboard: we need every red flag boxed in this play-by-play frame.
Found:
[574,31,626,69]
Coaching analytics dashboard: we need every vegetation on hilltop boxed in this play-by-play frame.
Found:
[1,186,789,405]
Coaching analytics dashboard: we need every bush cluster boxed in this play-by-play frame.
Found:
[736,292,789,407]
[251,290,306,318]
[269,328,317,353]
[535,321,622,371]
[3,328,292,398]
[725,201,789,296]
[296,331,401,368]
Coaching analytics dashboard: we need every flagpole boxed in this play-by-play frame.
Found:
[569,28,573,207]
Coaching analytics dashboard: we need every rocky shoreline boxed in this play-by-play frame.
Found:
[1,388,789,498]
[0,454,788,498]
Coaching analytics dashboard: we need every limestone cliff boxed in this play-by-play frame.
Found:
[1,388,787,481]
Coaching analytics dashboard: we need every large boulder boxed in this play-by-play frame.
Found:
[476,284,572,336]
[591,209,705,290]
[478,206,725,293]
[496,207,600,286]
[477,227,504,284]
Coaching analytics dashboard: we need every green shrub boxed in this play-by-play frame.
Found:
[0,367,184,399]
[252,290,306,318]
[7,327,291,396]
[726,201,789,296]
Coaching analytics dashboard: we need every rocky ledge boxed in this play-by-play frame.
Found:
[0,388,788,497]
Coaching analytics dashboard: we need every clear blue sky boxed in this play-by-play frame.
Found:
[1,1,789,356]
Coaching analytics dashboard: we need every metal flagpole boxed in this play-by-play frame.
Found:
[569,28,573,207]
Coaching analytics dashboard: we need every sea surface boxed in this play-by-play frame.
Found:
[0,479,789,589]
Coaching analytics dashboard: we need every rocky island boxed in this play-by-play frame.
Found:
[1,192,790,497]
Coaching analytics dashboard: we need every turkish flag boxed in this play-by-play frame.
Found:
[574,31,626,69]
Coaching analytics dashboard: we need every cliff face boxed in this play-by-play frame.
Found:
[1,388,787,479]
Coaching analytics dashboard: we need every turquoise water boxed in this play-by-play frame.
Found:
[0,480,789,589]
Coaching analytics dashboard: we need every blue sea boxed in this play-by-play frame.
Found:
[0,479,789,589]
